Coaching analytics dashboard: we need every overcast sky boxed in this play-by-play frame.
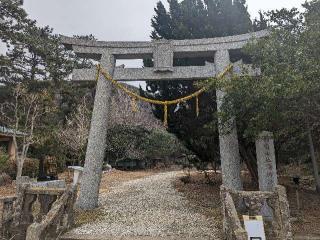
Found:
[23,0,305,41]
[20,0,305,88]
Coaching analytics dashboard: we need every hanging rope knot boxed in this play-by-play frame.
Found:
[196,96,199,117]
[163,101,168,127]
[131,97,138,112]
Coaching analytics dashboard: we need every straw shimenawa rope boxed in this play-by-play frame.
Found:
[96,64,233,126]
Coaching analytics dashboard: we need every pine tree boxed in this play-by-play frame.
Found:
[0,0,75,83]
[151,1,173,39]
[232,0,252,34]
[217,0,234,36]
[253,11,268,31]
[146,0,254,169]
[179,0,208,38]
[169,0,185,39]
[0,0,31,44]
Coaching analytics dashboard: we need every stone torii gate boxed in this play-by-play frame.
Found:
[62,30,268,210]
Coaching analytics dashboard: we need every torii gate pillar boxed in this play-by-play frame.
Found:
[77,53,115,209]
[215,50,242,190]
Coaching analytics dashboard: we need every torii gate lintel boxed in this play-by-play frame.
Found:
[62,30,267,82]
[61,30,268,210]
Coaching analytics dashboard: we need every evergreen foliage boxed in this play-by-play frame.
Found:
[209,1,320,191]
[151,0,253,39]
[147,0,255,168]
[105,125,190,167]
[0,0,75,83]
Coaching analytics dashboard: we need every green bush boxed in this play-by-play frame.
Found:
[29,135,68,172]
[3,158,39,179]
[105,125,191,167]
[22,158,39,178]
[141,129,188,159]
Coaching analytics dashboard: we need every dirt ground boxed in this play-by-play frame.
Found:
[98,169,156,193]
[174,171,320,238]
[0,169,158,230]
[72,169,158,226]
[0,183,15,198]
[0,169,319,238]
[0,169,156,199]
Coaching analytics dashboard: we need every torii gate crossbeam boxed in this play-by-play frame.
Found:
[62,30,268,210]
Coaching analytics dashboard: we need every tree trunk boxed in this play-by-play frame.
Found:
[307,128,320,193]
[16,157,23,178]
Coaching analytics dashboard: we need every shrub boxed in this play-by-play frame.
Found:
[105,124,191,168]
[4,158,39,179]
[22,158,39,178]
[0,149,10,173]
[141,129,189,159]
[29,136,67,172]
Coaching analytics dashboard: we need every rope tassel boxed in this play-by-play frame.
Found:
[164,103,168,127]
[196,96,199,117]
[131,97,138,112]
[96,64,233,126]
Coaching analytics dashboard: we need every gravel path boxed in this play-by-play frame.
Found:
[68,171,221,239]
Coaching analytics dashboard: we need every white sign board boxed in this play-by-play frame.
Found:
[243,215,266,240]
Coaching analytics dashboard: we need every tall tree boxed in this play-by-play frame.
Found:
[0,0,75,83]
[147,0,254,170]
[151,1,173,39]
[0,0,31,43]
[210,2,320,192]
